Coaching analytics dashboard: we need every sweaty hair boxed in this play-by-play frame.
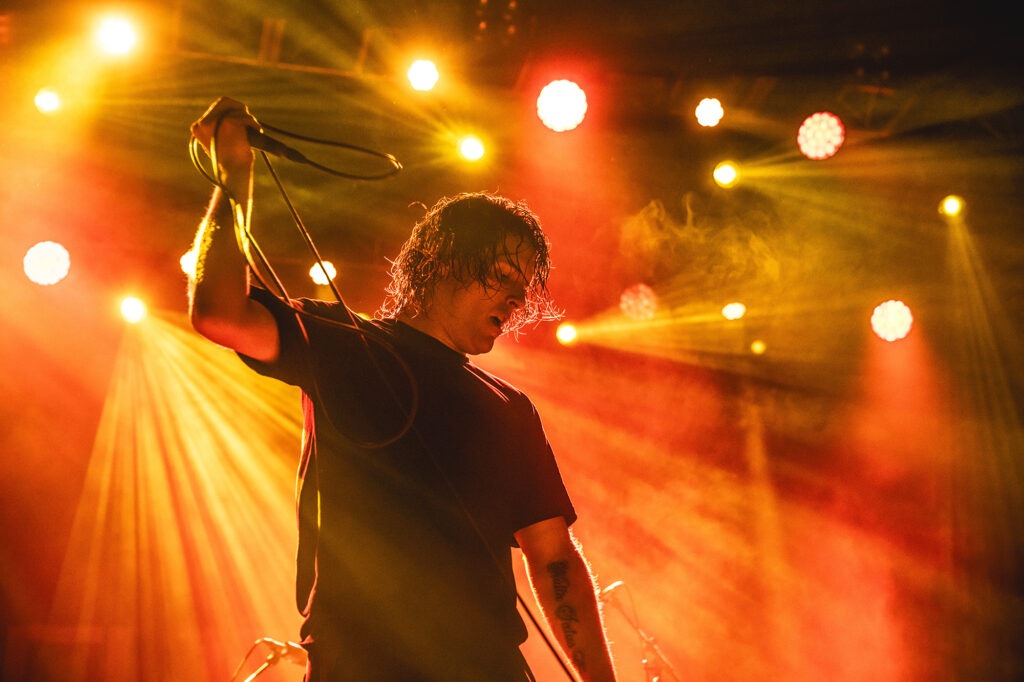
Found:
[377,192,561,332]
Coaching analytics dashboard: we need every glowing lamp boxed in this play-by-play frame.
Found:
[121,296,147,323]
[536,80,588,132]
[939,195,964,217]
[458,135,485,161]
[695,98,724,127]
[95,16,139,56]
[34,89,62,115]
[797,112,845,160]
[713,161,739,188]
[24,241,71,285]
[619,283,658,320]
[310,261,337,285]
[722,302,746,320]
[555,323,578,346]
[870,299,913,342]
[407,59,440,91]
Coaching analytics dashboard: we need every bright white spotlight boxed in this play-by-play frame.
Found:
[310,261,337,285]
[34,88,62,115]
[536,80,588,132]
[121,296,147,323]
[871,299,913,342]
[721,302,746,320]
[458,135,485,161]
[407,59,440,91]
[713,161,739,188]
[797,111,845,160]
[180,249,197,278]
[24,241,71,285]
[695,97,724,127]
[556,323,578,346]
[95,16,139,56]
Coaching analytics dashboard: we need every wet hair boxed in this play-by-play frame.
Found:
[377,191,561,332]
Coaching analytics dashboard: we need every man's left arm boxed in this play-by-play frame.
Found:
[515,516,618,682]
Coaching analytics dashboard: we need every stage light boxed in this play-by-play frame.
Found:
[870,299,913,342]
[458,135,485,161]
[556,322,578,345]
[180,249,197,278]
[23,241,71,285]
[94,15,139,56]
[750,339,767,355]
[536,80,588,132]
[407,59,440,91]
[695,98,724,127]
[721,302,746,321]
[121,296,147,323]
[309,261,337,285]
[34,88,62,115]
[939,194,964,217]
[713,161,739,188]
[619,283,658,320]
[797,111,845,160]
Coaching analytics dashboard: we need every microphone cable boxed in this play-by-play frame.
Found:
[190,111,417,450]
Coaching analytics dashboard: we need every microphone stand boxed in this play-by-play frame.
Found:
[602,583,682,681]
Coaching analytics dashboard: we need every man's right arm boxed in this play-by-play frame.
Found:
[188,98,280,363]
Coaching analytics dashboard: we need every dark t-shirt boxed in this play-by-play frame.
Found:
[240,287,575,680]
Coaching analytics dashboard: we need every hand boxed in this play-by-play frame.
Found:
[189,97,259,175]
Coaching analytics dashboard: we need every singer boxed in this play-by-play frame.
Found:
[188,98,618,682]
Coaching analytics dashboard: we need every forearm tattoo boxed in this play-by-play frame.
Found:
[547,560,587,672]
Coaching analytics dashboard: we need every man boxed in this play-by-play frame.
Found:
[189,98,617,681]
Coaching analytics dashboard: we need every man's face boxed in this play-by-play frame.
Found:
[419,237,536,355]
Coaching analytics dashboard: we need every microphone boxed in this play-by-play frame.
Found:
[258,637,308,666]
[246,127,310,164]
[598,580,624,604]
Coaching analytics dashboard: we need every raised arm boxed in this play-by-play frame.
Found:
[188,98,280,362]
[515,517,618,682]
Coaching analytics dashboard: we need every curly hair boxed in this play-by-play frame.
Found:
[377,192,561,332]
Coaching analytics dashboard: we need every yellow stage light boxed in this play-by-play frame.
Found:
[121,296,147,323]
[722,302,746,321]
[95,15,139,56]
[556,322,578,345]
[310,261,337,285]
[458,135,485,161]
[407,59,440,91]
[750,339,767,355]
[939,194,964,217]
[713,161,739,188]
[34,88,62,115]
[695,98,724,127]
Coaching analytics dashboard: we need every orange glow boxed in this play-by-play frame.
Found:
[45,316,302,680]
